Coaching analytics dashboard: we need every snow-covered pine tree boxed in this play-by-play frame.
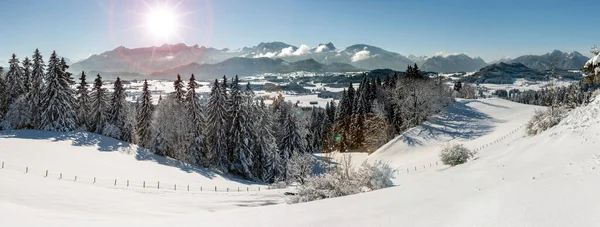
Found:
[173,74,185,102]
[29,49,46,129]
[279,108,306,180]
[22,57,31,93]
[0,68,5,123]
[308,107,324,153]
[136,80,154,148]
[40,51,77,132]
[89,74,109,133]
[186,74,208,166]
[256,100,283,183]
[105,77,131,141]
[5,54,25,110]
[206,79,230,171]
[75,71,91,130]
[227,75,255,178]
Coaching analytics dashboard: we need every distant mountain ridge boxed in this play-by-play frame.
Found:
[68,42,590,80]
[509,50,588,71]
[149,57,361,80]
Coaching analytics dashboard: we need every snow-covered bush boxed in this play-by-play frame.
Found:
[439,144,475,166]
[289,159,396,204]
[526,107,568,136]
[286,153,315,184]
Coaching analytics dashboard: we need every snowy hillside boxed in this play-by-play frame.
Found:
[3,98,600,226]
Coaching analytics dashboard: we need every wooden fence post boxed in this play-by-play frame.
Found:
[60,173,62,179]
[93,177,96,184]
[187,185,189,191]
[1,161,3,169]
[174,184,177,191]
[114,179,117,186]
[158,181,160,189]
[25,167,28,173]
[127,180,129,187]
[143,181,145,188]
[215,186,217,191]
[74,176,77,181]
[259,187,260,191]
[45,170,48,177]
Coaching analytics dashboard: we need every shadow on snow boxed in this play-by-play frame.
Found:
[0,129,258,185]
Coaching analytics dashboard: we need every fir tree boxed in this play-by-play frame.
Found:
[22,57,32,93]
[227,75,255,178]
[40,51,77,131]
[173,74,185,102]
[106,77,131,141]
[279,110,306,180]
[206,79,230,171]
[0,68,5,122]
[29,49,45,128]
[186,74,208,166]
[75,71,91,130]
[136,80,154,148]
[256,100,282,182]
[89,74,109,133]
[5,54,25,109]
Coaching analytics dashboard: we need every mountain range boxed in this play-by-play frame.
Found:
[68,42,591,80]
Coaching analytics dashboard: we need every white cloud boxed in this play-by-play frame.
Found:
[315,44,328,53]
[278,44,312,57]
[433,51,464,58]
[254,52,277,58]
[351,49,373,62]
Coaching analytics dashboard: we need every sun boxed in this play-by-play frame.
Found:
[145,5,179,40]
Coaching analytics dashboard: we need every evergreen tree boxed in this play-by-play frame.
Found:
[22,57,32,93]
[347,83,356,115]
[75,71,91,130]
[40,51,76,131]
[136,80,154,148]
[206,79,230,171]
[105,77,131,141]
[227,75,255,178]
[0,68,5,122]
[186,74,208,166]
[279,110,306,180]
[173,74,185,102]
[29,49,46,128]
[5,54,25,109]
[256,100,282,182]
[89,74,109,133]
[356,77,370,115]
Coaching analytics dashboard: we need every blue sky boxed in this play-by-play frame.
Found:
[0,0,597,64]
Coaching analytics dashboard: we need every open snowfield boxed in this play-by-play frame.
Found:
[2,97,600,226]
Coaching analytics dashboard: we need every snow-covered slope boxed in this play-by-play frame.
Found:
[3,98,600,226]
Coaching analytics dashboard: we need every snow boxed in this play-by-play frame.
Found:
[3,97,600,226]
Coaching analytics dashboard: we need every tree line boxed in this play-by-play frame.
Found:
[0,51,454,183]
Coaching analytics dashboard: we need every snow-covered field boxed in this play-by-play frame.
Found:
[2,97,600,226]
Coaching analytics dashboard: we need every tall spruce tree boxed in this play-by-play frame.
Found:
[0,67,5,122]
[280,109,305,180]
[75,71,91,130]
[173,74,185,102]
[256,100,282,182]
[136,80,154,148]
[206,79,230,171]
[227,75,255,178]
[89,74,109,133]
[29,49,45,128]
[106,77,131,141]
[40,51,77,131]
[5,54,25,109]
[22,57,32,93]
[186,74,208,166]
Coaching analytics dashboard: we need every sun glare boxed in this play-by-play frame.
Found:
[145,7,178,40]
